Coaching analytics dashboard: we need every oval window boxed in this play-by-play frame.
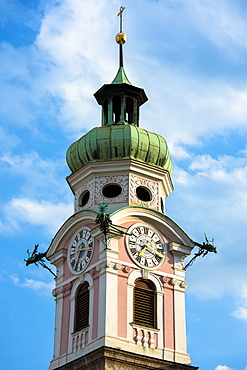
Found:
[79,190,90,207]
[136,186,152,202]
[102,184,122,198]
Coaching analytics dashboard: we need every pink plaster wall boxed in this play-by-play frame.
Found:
[63,237,73,281]
[118,221,136,264]
[89,237,99,266]
[159,231,174,275]
[117,274,128,338]
[60,291,71,355]
[164,287,174,350]
[92,275,99,340]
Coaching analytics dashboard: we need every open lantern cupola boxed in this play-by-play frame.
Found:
[94,66,148,127]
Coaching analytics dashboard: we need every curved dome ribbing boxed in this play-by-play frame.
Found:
[66,124,172,174]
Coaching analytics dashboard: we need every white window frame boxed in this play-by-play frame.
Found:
[127,270,164,349]
[68,273,94,354]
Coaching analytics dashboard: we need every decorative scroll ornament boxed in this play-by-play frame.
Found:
[95,175,128,205]
[130,175,159,210]
[75,179,94,211]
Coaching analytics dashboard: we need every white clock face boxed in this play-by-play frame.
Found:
[126,224,166,269]
[68,228,94,274]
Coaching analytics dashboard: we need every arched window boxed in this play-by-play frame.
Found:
[74,282,89,332]
[133,278,156,329]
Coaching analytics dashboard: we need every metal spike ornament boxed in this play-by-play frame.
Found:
[183,233,217,270]
[116,6,127,67]
[24,244,56,277]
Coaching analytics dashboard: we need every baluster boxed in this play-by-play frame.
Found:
[136,328,142,345]
[150,331,155,349]
[73,335,79,352]
[81,333,85,348]
[143,329,148,348]
[72,337,76,352]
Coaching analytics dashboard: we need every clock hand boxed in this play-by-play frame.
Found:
[145,245,164,258]
[139,247,146,256]
[75,245,92,263]
[139,241,151,256]
[138,242,164,258]
[76,245,90,254]
[80,246,92,251]
[75,245,84,263]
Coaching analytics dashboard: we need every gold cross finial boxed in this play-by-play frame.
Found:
[117,6,125,17]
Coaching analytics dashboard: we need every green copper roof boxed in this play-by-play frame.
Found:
[66,124,172,175]
[111,67,132,85]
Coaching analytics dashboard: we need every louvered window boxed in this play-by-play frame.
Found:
[133,278,156,329]
[74,282,89,332]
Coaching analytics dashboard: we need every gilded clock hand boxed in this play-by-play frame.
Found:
[138,242,164,258]
[80,246,92,251]
[139,247,146,256]
[145,245,164,258]
[75,244,92,263]
[139,241,151,256]
[75,245,83,263]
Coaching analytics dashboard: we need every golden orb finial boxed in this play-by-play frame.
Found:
[115,32,127,44]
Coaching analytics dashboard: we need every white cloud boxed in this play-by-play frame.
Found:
[1,197,72,235]
[0,151,71,199]
[173,153,247,223]
[0,126,20,150]
[9,273,54,295]
[168,142,192,160]
[187,0,247,55]
[33,0,118,135]
[0,151,73,235]
[232,307,247,320]
[215,366,235,370]
[232,285,247,321]
[142,66,247,147]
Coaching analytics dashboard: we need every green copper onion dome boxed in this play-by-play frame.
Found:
[66,124,172,174]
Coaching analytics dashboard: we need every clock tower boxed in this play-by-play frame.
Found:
[47,9,198,370]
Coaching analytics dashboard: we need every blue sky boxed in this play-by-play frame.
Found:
[1,1,247,369]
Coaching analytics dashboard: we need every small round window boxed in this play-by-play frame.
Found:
[102,184,122,198]
[136,186,152,202]
[79,190,90,207]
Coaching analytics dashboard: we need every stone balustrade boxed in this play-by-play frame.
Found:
[72,329,88,352]
[132,326,158,349]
